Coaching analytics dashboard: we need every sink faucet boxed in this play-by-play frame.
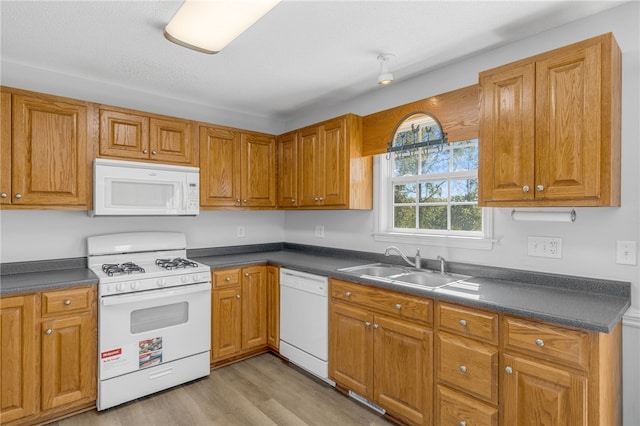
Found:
[384,246,421,269]
[437,256,446,275]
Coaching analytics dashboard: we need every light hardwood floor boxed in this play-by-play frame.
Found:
[50,353,393,426]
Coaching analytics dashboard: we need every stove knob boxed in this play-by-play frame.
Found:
[181,275,188,283]
[157,279,167,287]
[116,283,125,292]
[130,281,139,290]
[192,274,200,282]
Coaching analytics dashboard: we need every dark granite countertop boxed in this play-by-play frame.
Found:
[1,244,631,333]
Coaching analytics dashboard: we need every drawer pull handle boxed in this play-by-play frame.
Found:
[395,303,401,310]
[345,291,352,297]
[364,321,371,327]
[225,276,231,282]
[505,366,513,374]
[64,299,72,305]
[459,319,467,327]
[535,338,545,347]
[459,365,467,373]
[45,328,53,335]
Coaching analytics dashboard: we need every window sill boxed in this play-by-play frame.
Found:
[372,232,495,251]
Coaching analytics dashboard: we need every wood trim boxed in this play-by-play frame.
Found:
[362,84,479,156]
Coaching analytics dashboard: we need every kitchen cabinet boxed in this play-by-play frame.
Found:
[211,266,269,366]
[478,32,621,207]
[501,314,621,425]
[99,106,197,166]
[199,125,276,209]
[277,114,372,209]
[1,88,90,208]
[329,279,432,426]
[434,302,499,425]
[0,285,97,426]
[266,265,280,350]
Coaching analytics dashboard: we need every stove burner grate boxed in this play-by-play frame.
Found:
[155,257,199,270]
[102,262,145,277]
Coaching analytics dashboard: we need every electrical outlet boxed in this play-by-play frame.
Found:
[315,225,325,238]
[237,226,245,238]
[528,236,562,259]
[616,241,637,265]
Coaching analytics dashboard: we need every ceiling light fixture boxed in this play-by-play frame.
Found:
[377,53,394,85]
[164,0,280,54]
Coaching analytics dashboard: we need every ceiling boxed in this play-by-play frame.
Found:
[0,1,626,123]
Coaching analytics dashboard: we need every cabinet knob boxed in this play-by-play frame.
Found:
[505,366,513,374]
[395,303,402,310]
[236,294,241,299]
[15,193,23,199]
[244,273,249,277]
[345,291,352,297]
[459,365,467,373]
[64,299,72,306]
[243,199,248,203]
[536,184,544,191]
[314,197,319,201]
[225,276,231,282]
[45,328,53,335]
[373,324,379,329]
[236,198,241,203]
[535,338,545,347]
[0,192,7,198]
[459,319,467,327]
[143,149,149,154]
[151,150,157,155]
[319,197,323,201]
[522,185,530,193]
[364,321,371,327]
[290,198,295,203]
[459,422,467,426]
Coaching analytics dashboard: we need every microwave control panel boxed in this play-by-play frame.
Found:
[187,182,199,209]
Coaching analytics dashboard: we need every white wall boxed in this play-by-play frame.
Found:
[0,2,638,424]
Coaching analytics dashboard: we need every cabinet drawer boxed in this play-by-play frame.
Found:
[436,385,498,426]
[437,302,498,344]
[213,269,241,289]
[331,279,432,325]
[437,332,498,403]
[41,286,92,316]
[503,315,590,370]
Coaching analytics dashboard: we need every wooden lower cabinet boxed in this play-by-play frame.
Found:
[211,265,269,366]
[329,279,432,426]
[0,286,97,426]
[266,265,280,350]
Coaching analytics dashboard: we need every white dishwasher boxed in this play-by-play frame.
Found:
[280,268,334,384]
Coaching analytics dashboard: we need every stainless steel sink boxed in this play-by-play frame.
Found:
[337,263,470,289]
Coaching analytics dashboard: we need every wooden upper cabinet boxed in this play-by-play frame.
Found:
[199,124,275,209]
[99,106,196,166]
[282,113,372,210]
[9,92,89,207]
[479,32,621,207]
[1,91,11,205]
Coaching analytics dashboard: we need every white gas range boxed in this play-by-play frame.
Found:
[87,232,211,411]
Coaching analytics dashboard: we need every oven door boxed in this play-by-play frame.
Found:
[98,282,210,381]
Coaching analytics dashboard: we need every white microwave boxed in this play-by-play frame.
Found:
[90,158,199,216]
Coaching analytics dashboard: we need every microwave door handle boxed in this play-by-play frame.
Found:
[101,282,210,306]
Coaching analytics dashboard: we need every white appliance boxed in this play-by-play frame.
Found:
[279,268,333,384]
[90,158,199,216]
[87,232,211,411]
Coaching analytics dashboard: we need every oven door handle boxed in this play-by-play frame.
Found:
[101,282,211,306]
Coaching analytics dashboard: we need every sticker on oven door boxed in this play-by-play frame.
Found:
[139,337,162,369]
[100,343,138,378]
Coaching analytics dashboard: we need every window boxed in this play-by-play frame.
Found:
[375,138,493,250]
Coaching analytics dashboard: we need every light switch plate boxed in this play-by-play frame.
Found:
[315,225,325,238]
[616,241,637,265]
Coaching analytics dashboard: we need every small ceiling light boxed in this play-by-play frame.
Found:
[377,53,394,85]
[164,0,280,54]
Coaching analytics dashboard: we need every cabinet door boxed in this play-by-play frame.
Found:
[297,126,321,206]
[319,118,347,206]
[241,266,267,350]
[502,353,587,425]
[0,295,38,424]
[266,265,280,350]
[1,91,11,205]
[41,312,96,410]
[535,42,602,201]
[99,109,149,160]
[12,94,88,206]
[241,133,275,207]
[329,302,373,399]
[211,287,242,360]
[478,62,536,204]
[374,315,432,426]
[149,117,195,165]
[199,126,241,207]
[276,131,298,207]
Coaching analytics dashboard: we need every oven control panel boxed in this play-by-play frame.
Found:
[100,271,211,296]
